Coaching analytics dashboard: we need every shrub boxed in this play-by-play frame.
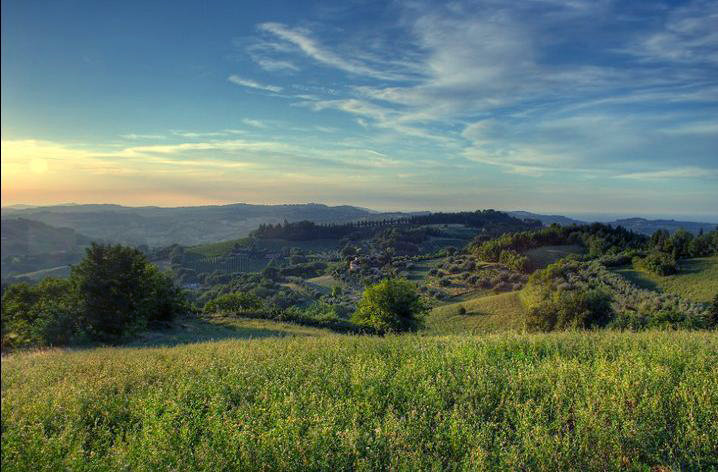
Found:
[499,250,530,273]
[203,292,262,313]
[352,278,427,333]
[527,289,614,331]
[642,251,678,276]
[457,306,467,315]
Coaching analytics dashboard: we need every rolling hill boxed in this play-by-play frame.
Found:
[1,218,93,279]
[0,203,387,247]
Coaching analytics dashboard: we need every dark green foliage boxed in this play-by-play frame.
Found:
[710,294,718,329]
[352,278,427,332]
[474,223,647,262]
[1,243,186,347]
[72,244,185,341]
[527,289,614,331]
[203,292,262,314]
[642,251,678,276]
[1,278,79,348]
[251,210,538,241]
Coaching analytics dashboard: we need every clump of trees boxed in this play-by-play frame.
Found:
[641,228,718,276]
[352,278,427,333]
[2,243,186,348]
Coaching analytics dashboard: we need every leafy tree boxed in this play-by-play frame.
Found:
[1,278,78,348]
[71,243,186,342]
[352,278,426,332]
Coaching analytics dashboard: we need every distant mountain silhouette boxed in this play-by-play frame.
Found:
[0,203,393,247]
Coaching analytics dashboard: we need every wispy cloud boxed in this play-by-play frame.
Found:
[227,75,283,93]
[120,133,165,140]
[616,167,718,180]
[241,118,268,129]
[256,22,415,81]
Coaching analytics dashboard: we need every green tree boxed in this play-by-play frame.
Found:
[1,278,78,348]
[352,278,426,333]
[72,243,185,342]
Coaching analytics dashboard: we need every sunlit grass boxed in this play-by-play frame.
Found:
[5,330,715,471]
[427,291,526,335]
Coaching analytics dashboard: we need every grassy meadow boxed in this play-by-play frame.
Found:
[613,256,718,303]
[427,291,527,335]
[3,330,717,471]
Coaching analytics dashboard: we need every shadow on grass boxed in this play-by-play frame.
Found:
[616,269,661,291]
[127,317,312,348]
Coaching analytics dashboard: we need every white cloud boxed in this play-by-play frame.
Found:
[241,118,268,129]
[257,22,412,81]
[615,167,718,180]
[120,133,165,140]
[227,75,283,93]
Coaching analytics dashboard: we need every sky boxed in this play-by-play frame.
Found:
[1,0,717,218]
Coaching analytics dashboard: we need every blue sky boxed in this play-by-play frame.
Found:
[2,0,717,218]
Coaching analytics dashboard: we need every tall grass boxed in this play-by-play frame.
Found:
[3,331,717,471]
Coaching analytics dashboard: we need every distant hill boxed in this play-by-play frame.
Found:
[508,211,716,235]
[508,211,584,226]
[0,203,384,247]
[606,218,717,236]
[1,218,93,256]
[1,218,94,278]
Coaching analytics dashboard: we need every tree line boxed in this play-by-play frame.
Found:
[251,210,540,241]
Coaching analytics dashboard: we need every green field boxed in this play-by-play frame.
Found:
[427,291,527,335]
[3,331,716,471]
[614,256,718,303]
[305,275,346,293]
[525,244,584,270]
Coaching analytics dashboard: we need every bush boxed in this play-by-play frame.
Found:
[204,292,262,314]
[457,306,467,315]
[352,278,427,333]
[527,289,614,331]
[642,251,678,276]
[499,250,530,273]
